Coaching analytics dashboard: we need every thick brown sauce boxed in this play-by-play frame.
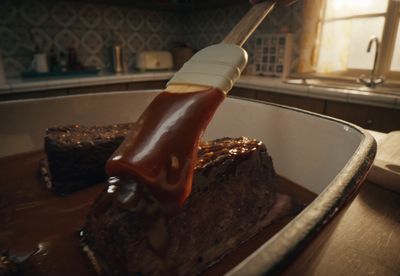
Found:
[0,151,316,275]
[106,89,225,211]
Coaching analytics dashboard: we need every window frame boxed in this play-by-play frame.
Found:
[311,0,400,82]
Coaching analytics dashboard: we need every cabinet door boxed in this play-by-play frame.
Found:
[325,101,400,132]
[68,83,128,94]
[0,89,68,101]
[127,80,167,90]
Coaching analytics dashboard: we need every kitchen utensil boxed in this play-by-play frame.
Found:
[223,1,277,46]
[166,0,280,93]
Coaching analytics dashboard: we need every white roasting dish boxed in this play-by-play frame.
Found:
[0,90,376,275]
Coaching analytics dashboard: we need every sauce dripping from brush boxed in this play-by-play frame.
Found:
[105,88,225,213]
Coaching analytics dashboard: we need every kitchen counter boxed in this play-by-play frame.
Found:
[0,71,175,94]
[1,72,400,110]
[285,130,400,275]
[284,179,400,276]
[236,76,400,110]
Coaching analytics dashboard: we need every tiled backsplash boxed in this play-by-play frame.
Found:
[0,0,184,78]
[0,0,303,78]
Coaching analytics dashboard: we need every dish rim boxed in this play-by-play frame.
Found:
[226,96,377,275]
[0,91,377,274]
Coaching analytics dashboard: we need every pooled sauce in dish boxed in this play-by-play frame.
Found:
[0,151,316,276]
[106,88,225,212]
[0,89,316,274]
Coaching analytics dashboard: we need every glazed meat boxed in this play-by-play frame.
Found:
[82,137,280,275]
[42,124,132,194]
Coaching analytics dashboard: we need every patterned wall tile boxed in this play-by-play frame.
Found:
[127,33,145,53]
[52,2,77,27]
[146,33,163,50]
[104,7,124,30]
[3,57,24,77]
[81,30,103,54]
[164,13,180,34]
[0,0,18,25]
[30,28,53,52]
[146,11,162,32]
[0,0,303,78]
[54,29,80,52]
[20,0,48,26]
[127,9,144,31]
[211,9,227,31]
[0,27,19,56]
[79,4,102,29]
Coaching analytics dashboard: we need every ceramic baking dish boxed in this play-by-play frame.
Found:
[0,90,376,274]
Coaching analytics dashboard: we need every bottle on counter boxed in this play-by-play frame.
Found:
[59,51,67,72]
[112,45,123,73]
[48,48,59,72]
[67,48,82,71]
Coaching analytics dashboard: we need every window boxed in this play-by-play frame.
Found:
[315,0,400,81]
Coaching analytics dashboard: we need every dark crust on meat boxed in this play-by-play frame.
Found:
[45,124,132,146]
[43,124,132,194]
[81,137,278,275]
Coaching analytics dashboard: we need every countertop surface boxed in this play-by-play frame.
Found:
[283,131,400,275]
[236,76,400,110]
[1,72,400,109]
[0,71,175,93]
[284,180,400,276]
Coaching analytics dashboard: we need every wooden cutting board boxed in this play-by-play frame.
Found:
[368,131,400,193]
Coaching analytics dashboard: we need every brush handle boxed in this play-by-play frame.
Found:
[167,0,289,93]
[223,1,277,46]
[223,0,298,46]
[166,44,247,94]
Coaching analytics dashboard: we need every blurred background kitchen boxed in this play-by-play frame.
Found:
[0,0,302,76]
[0,1,400,274]
[0,0,399,133]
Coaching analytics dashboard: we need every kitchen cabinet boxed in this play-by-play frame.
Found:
[229,87,400,132]
[68,83,128,95]
[0,89,68,101]
[229,87,258,100]
[325,101,400,133]
[127,80,168,90]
